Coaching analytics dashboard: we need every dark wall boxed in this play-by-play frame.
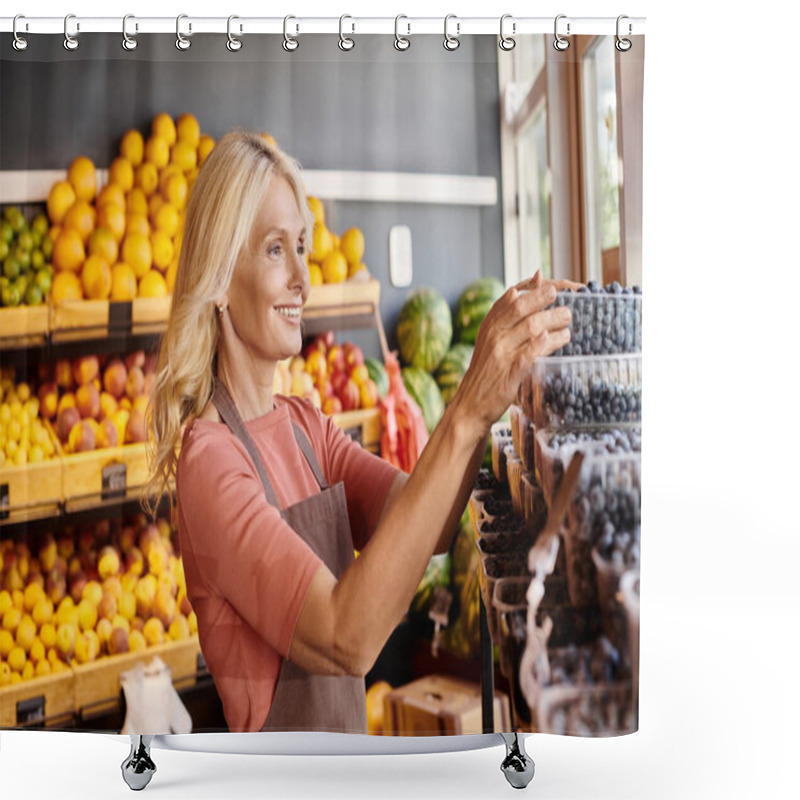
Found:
[1,33,503,357]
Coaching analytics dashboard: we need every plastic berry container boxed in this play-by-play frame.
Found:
[510,404,535,472]
[530,353,642,431]
[619,569,640,706]
[521,472,548,535]
[491,422,514,484]
[480,553,530,643]
[506,448,524,518]
[492,576,530,680]
[549,286,642,358]
[533,681,636,736]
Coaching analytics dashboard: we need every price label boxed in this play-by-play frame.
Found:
[0,483,8,521]
[17,695,45,725]
[102,462,127,500]
[109,300,133,333]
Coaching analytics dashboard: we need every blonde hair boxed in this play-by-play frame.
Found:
[143,131,314,520]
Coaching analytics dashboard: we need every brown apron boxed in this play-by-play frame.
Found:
[212,380,368,734]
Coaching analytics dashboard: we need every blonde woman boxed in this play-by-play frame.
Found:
[146,131,573,734]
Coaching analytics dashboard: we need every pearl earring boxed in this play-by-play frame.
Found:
[217,304,225,316]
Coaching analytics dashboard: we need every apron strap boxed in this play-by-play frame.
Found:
[211,380,329,507]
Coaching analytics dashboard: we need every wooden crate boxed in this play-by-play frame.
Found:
[50,296,171,336]
[0,422,63,515]
[62,442,149,502]
[0,668,76,728]
[72,635,202,714]
[0,305,49,343]
[305,278,380,316]
[332,407,381,452]
[383,674,510,736]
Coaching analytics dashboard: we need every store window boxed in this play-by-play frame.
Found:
[519,107,551,279]
[581,36,621,285]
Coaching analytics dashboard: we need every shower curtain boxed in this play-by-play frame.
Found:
[0,19,645,740]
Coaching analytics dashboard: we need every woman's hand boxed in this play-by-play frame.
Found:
[452,269,573,436]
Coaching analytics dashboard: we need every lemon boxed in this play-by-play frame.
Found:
[88,227,119,265]
[307,196,325,226]
[0,629,14,658]
[51,270,83,304]
[340,227,365,265]
[144,136,170,170]
[348,261,367,279]
[139,270,168,298]
[52,228,86,273]
[311,223,334,263]
[67,156,97,202]
[108,156,134,192]
[151,230,174,271]
[154,203,180,238]
[15,615,37,652]
[7,645,26,673]
[148,193,165,224]
[308,263,323,287]
[110,263,138,301]
[163,172,188,209]
[47,181,76,225]
[152,113,177,145]
[120,129,145,166]
[121,232,153,279]
[126,214,150,238]
[321,251,348,284]
[96,183,126,211]
[63,200,96,245]
[134,162,159,197]
[81,254,112,300]
[176,112,201,147]
[170,140,197,173]
[127,187,149,217]
[97,202,126,242]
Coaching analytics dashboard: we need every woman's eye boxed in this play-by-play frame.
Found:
[297,243,306,255]
[268,243,282,256]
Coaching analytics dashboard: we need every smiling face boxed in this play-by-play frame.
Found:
[222,174,311,364]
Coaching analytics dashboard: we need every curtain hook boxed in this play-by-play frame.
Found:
[283,15,299,52]
[339,14,355,51]
[122,14,138,51]
[176,14,191,51]
[12,15,28,51]
[64,14,79,51]
[553,14,570,51]
[499,14,516,51]
[443,14,460,51]
[227,15,242,51]
[394,15,410,51]
[616,15,632,52]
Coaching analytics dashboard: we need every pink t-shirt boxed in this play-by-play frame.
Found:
[176,393,401,732]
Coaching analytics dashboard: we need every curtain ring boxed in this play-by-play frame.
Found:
[122,14,138,51]
[499,14,516,51]
[283,15,299,52]
[12,15,28,51]
[615,15,632,52]
[227,15,242,51]
[176,14,191,51]
[63,14,79,51]
[394,15,410,51]
[443,14,460,51]
[339,14,355,51]
[553,14,570,51]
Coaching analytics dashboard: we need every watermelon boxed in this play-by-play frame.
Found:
[364,357,389,397]
[402,366,445,435]
[454,277,505,345]
[434,343,474,405]
[396,287,453,372]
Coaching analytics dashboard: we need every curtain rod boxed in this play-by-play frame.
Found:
[1,16,646,37]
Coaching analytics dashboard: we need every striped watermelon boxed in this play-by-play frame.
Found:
[364,357,389,397]
[402,366,445,435]
[434,343,474,405]
[396,288,453,372]
[454,277,505,345]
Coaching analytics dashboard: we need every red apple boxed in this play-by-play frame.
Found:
[331,370,349,399]
[327,345,346,374]
[340,379,360,412]
[344,343,365,370]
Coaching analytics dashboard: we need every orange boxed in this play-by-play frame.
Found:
[62,200,96,245]
[197,134,215,166]
[151,113,177,146]
[121,233,152,279]
[134,162,159,196]
[307,196,325,226]
[158,164,182,195]
[51,270,83,304]
[311,223,334,263]
[108,156,134,192]
[308,263,323,287]
[186,167,200,193]
[67,156,97,202]
[47,180,77,225]
[96,183,126,211]
[176,113,200,147]
[138,270,168,299]
[144,136,170,170]
[340,227,365,265]
[170,140,197,173]
[87,227,119,265]
[119,129,144,166]
[110,263,137,301]
[148,193,165,223]
[163,172,188,209]
[321,251,348,284]
[165,258,179,292]
[81,255,112,300]
[153,202,180,237]
[52,228,86,273]
[96,202,126,242]
[126,213,150,238]
[127,187,148,217]
[150,230,174,271]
